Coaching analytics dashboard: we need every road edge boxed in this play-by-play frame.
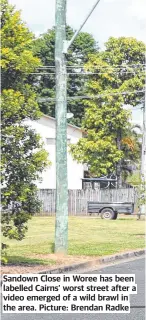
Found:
[38,249,145,274]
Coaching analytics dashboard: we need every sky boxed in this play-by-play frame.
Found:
[9,0,145,125]
[9,0,146,47]
[124,106,143,127]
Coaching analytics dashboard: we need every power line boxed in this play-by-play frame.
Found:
[39,89,145,102]
[32,65,146,75]
[37,63,146,69]
[30,70,145,75]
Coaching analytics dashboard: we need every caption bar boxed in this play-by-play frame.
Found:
[2,274,137,313]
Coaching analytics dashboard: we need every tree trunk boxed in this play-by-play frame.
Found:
[116,132,122,189]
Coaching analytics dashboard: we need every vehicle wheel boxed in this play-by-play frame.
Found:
[113,212,118,220]
[101,208,116,220]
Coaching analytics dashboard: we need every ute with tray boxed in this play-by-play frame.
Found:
[87,202,134,220]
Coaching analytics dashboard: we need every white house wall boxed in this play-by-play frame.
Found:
[25,116,84,189]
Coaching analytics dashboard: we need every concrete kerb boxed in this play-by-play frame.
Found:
[38,249,145,274]
[1,250,145,287]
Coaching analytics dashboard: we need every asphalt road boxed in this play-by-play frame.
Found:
[1,257,145,320]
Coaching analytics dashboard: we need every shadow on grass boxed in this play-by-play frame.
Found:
[118,217,137,220]
[51,242,55,253]
[2,255,56,266]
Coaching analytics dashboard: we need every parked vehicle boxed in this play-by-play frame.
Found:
[87,201,134,220]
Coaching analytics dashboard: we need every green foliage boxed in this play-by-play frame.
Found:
[127,171,141,186]
[1,0,41,90]
[137,181,146,207]
[33,26,99,126]
[102,37,145,105]
[121,125,142,180]
[1,243,9,265]
[70,94,129,176]
[1,0,50,252]
[127,172,146,209]
[70,37,145,177]
[103,37,145,64]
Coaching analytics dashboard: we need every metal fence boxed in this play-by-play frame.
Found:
[36,188,137,216]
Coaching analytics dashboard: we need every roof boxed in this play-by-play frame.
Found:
[42,114,81,131]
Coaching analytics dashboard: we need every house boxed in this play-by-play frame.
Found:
[26,115,84,189]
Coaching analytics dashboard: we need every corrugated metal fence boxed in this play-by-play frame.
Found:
[36,188,137,216]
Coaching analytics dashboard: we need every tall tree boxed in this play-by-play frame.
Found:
[102,37,145,105]
[70,92,130,177]
[70,37,145,182]
[102,37,145,185]
[33,26,99,126]
[1,0,49,251]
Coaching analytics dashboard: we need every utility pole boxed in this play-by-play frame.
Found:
[55,0,68,253]
[55,0,101,253]
[141,99,146,177]
[140,72,146,216]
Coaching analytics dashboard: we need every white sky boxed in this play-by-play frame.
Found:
[126,106,143,127]
[9,0,145,125]
[9,0,146,47]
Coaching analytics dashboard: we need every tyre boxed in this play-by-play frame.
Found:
[113,212,118,220]
[101,208,117,220]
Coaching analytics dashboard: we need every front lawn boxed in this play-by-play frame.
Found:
[2,216,145,267]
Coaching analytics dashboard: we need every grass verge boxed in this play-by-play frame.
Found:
[2,216,145,266]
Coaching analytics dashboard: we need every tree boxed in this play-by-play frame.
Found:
[1,0,49,254]
[102,37,145,105]
[102,37,145,185]
[33,26,99,126]
[70,37,145,182]
[121,124,142,181]
[70,93,130,177]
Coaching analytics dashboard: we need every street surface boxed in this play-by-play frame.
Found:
[1,256,145,320]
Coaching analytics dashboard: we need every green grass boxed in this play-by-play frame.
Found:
[2,216,145,265]
[6,256,56,266]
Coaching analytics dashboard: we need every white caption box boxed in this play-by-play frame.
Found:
[2,274,137,313]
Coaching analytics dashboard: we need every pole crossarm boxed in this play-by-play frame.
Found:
[63,0,101,53]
